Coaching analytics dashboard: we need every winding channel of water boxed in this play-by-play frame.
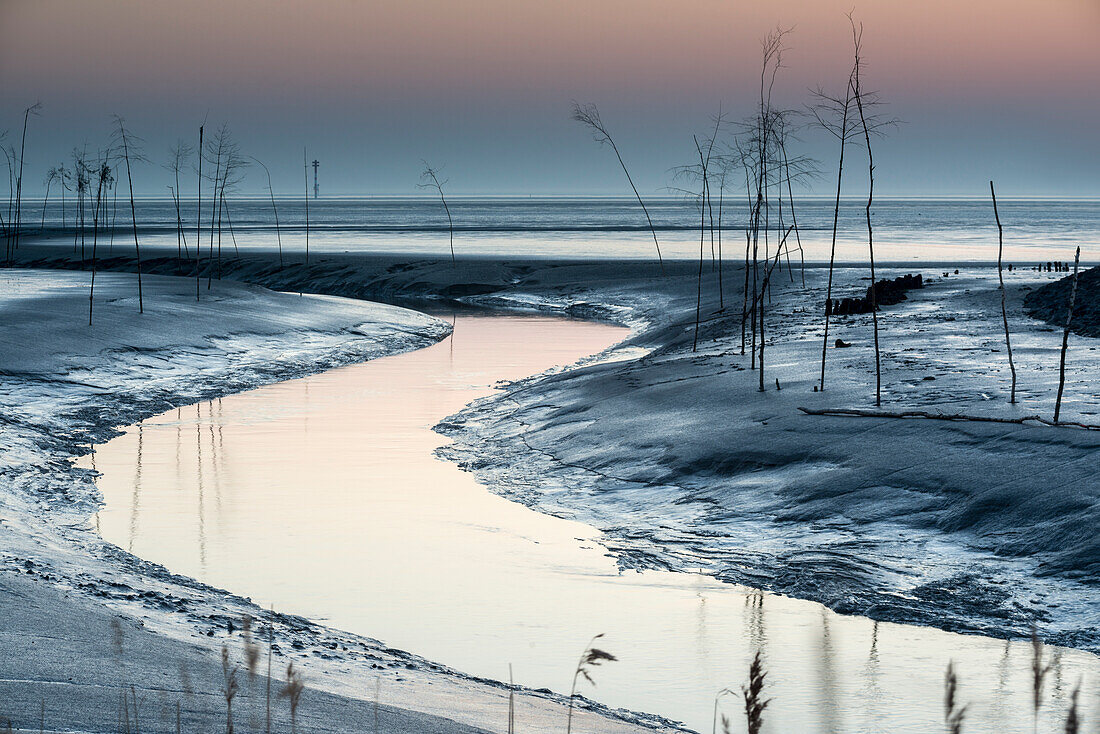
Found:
[82,312,1098,733]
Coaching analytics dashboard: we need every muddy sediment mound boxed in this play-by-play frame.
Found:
[1024,266,1100,337]
[826,273,923,316]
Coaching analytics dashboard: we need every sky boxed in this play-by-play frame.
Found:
[1,0,1099,197]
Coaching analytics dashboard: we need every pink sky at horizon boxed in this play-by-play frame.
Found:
[2,0,1098,195]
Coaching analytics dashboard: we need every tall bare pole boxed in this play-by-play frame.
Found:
[303,147,310,266]
[851,22,881,406]
[1053,247,1081,424]
[113,116,143,314]
[814,75,855,392]
[990,181,1017,403]
[693,136,707,352]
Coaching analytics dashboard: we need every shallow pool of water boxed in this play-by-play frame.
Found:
[84,313,1098,733]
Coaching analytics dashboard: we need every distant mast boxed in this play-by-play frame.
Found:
[311,159,319,199]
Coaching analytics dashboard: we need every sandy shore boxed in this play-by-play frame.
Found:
[2,240,1098,731]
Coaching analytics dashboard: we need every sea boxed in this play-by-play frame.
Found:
[21,196,1100,264]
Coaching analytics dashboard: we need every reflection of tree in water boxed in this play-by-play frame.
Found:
[128,422,143,553]
[744,589,767,651]
[858,620,884,729]
[196,404,207,570]
[815,609,842,733]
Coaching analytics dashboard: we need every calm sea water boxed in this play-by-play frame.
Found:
[26,196,1100,263]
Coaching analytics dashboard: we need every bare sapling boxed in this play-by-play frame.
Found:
[850,19,883,406]
[1053,247,1081,424]
[12,102,42,258]
[223,193,240,257]
[73,148,90,266]
[418,163,455,264]
[780,138,807,287]
[944,661,967,734]
[205,125,227,289]
[167,140,193,265]
[990,181,1017,402]
[715,159,730,310]
[89,152,114,325]
[41,167,59,231]
[693,135,709,352]
[742,651,770,734]
[253,158,284,266]
[572,102,665,273]
[303,147,310,266]
[196,124,203,300]
[810,66,857,392]
[566,634,617,734]
[213,132,246,276]
[0,133,9,256]
[736,141,755,357]
[685,123,721,351]
[58,162,69,233]
[748,28,790,391]
[111,115,145,313]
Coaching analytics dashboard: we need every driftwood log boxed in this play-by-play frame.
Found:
[798,406,1100,431]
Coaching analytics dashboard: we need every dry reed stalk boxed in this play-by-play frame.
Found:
[741,651,770,734]
[279,661,304,734]
[221,646,239,734]
[566,634,617,734]
[242,615,261,678]
[712,687,735,734]
[944,661,967,733]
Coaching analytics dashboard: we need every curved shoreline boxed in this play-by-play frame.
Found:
[0,266,677,733]
[4,242,1098,728]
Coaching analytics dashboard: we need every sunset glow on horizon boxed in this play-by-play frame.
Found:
[2,0,1098,195]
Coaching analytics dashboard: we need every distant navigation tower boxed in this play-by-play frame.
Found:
[311,159,319,199]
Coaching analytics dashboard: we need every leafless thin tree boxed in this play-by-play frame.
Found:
[41,167,60,231]
[990,181,1017,403]
[303,147,310,266]
[1054,247,1081,424]
[809,73,857,392]
[849,15,899,406]
[111,115,147,313]
[89,150,114,325]
[572,102,664,273]
[11,102,42,258]
[418,163,455,265]
[195,124,204,300]
[167,140,193,264]
[252,157,284,266]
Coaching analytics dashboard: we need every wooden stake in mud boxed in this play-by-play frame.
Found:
[990,181,1017,403]
[1053,246,1081,424]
